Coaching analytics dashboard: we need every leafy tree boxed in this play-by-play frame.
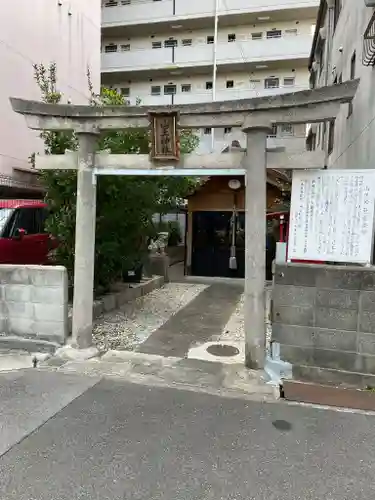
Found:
[33,63,199,294]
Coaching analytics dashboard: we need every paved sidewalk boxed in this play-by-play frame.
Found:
[1,369,375,500]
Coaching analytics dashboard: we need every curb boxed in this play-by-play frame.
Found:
[283,379,375,412]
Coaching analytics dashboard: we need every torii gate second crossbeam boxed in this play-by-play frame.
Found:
[10,79,359,369]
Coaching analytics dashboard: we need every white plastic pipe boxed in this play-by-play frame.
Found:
[211,0,219,151]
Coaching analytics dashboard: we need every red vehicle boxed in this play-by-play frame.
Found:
[0,200,54,265]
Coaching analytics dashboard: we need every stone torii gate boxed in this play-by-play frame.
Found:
[10,79,358,369]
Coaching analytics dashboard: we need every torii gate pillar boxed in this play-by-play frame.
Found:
[243,119,272,369]
[72,132,99,349]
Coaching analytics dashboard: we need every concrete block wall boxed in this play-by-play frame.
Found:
[272,263,375,378]
[0,265,68,346]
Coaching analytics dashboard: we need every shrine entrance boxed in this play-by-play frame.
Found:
[9,78,358,370]
[191,211,245,279]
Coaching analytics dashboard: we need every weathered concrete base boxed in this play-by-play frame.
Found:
[283,380,375,412]
[46,350,277,402]
[55,345,100,361]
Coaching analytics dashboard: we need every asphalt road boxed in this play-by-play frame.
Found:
[1,370,375,500]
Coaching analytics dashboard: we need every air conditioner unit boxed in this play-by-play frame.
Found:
[365,0,375,6]
[319,27,327,40]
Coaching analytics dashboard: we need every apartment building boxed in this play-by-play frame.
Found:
[308,0,375,169]
[0,0,101,196]
[101,0,319,153]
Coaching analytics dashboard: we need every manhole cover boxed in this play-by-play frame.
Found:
[272,420,292,431]
[206,344,240,357]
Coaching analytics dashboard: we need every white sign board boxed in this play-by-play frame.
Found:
[288,170,375,264]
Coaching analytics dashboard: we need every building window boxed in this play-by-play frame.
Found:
[120,44,131,52]
[281,124,293,135]
[164,84,177,95]
[164,39,178,48]
[228,33,236,43]
[104,44,118,53]
[204,128,212,135]
[207,35,214,44]
[226,80,234,89]
[181,84,191,93]
[105,0,119,6]
[285,29,298,36]
[328,120,335,155]
[251,32,263,40]
[120,87,130,97]
[283,77,295,87]
[266,30,282,39]
[206,81,213,90]
[182,39,192,46]
[224,127,232,134]
[265,77,280,89]
[268,124,278,137]
[151,85,161,95]
[152,41,162,49]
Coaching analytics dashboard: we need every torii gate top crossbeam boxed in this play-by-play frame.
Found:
[9,79,359,132]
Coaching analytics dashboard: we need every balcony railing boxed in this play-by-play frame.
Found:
[121,85,309,106]
[196,133,307,155]
[363,10,375,66]
[101,35,313,73]
[102,0,320,27]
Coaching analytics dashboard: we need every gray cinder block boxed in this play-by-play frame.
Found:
[0,265,68,344]
[272,285,315,307]
[316,289,359,310]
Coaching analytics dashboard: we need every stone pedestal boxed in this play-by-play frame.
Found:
[149,254,170,283]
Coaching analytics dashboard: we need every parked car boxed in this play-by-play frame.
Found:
[0,200,56,265]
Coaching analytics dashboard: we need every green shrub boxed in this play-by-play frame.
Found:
[34,63,199,293]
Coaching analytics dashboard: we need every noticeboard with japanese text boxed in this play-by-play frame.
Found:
[149,112,180,162]
[288,170,375,264]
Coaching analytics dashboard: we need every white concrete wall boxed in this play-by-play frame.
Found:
[310,1,375,170]
[102,0,319,27]
[0,265,68,345]
[102,21,315,73]
[328,2,375,169]
[0,0,101,177]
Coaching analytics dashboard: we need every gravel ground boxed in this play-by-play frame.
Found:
[93,283,208,351]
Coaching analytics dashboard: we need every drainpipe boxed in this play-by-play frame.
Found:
[323,0,335,166]
[211,0,219,151]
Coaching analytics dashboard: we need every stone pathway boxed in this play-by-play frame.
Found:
[138,284,243,357]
